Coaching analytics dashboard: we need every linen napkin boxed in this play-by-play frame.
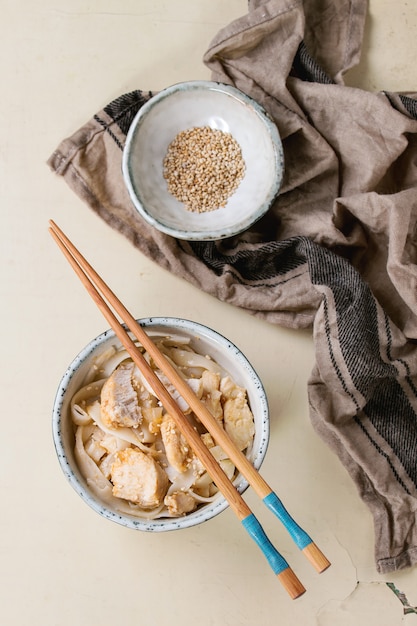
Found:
[48,0,417,573]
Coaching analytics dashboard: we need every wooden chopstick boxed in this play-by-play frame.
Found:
[49,220,306,599]
[50,220,330,576]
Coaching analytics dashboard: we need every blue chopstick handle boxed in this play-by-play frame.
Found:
[263,492,312,550]
[241,513,289,575]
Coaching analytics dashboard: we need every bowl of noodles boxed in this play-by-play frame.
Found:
[52,317,269,531]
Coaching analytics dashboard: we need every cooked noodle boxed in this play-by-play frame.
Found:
[70,333,255,519]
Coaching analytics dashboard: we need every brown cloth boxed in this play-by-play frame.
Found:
[48,0,417,573]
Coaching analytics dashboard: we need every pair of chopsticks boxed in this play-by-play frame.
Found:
[49,220,330,599]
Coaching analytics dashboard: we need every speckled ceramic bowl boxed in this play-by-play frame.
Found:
[122,81,284,240]
[52,317,269,531]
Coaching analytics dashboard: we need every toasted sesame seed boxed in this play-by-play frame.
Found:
[162,126,245,213]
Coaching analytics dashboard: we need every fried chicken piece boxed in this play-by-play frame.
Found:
[110,447,168,508]
[164,491,197,516]
[200,370,223,420]
[221,376,255,451]
[101,362,142,429]
[160,414,192,473]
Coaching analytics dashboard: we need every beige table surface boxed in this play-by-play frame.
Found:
[2,1,417,624]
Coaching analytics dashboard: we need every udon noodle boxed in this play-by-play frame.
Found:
[70,332,255,519]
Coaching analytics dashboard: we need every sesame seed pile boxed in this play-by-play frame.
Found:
[162,126,245,213]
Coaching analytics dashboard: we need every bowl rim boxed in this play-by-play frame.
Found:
[121,80,284,241]
[52,316,270,531]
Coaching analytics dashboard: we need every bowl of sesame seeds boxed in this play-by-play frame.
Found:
[122,81,284,241]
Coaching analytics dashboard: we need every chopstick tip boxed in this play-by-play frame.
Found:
[277,567,306,599]
[303,543,331,573]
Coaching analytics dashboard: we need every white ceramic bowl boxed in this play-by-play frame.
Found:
[122,81,284,240]
[52,317,269,531]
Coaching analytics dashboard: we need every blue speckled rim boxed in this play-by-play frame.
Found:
[122,80,284,241]
[52,317,270,532]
